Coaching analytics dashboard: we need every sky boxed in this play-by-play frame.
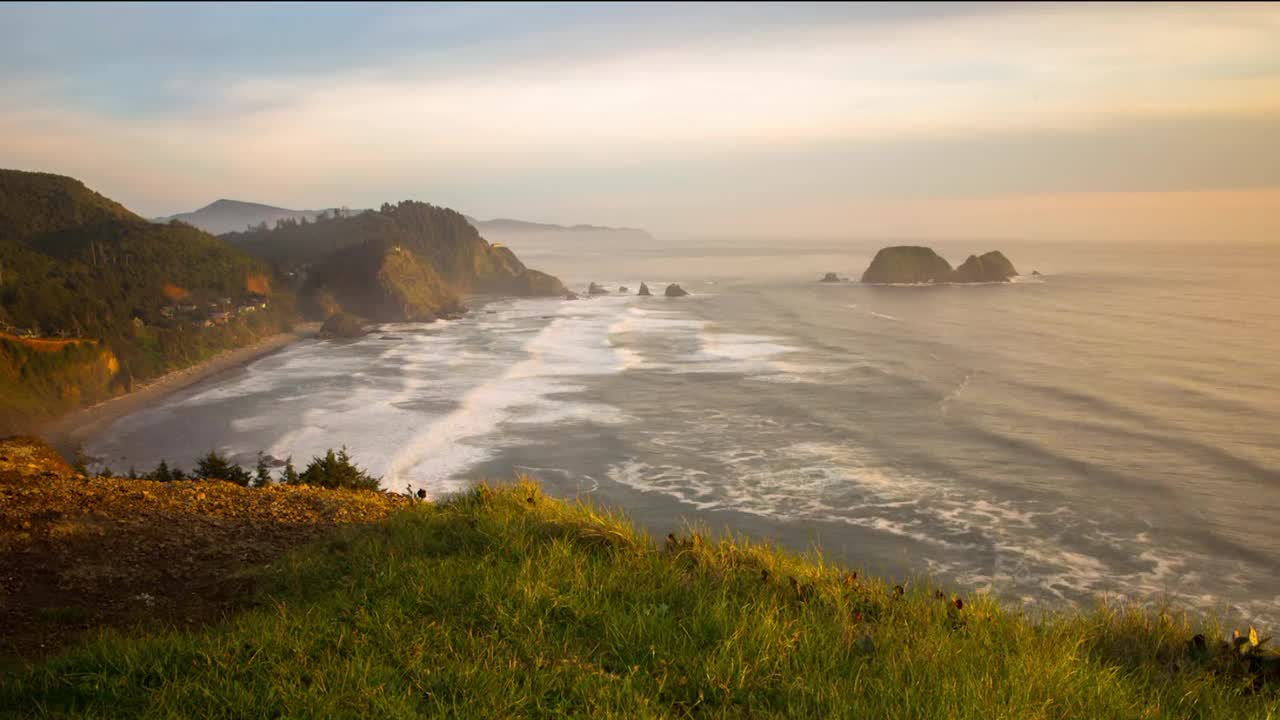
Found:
[1,1,1278,242]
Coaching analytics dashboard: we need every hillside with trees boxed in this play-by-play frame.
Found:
[224,201,567,321]
[0,170,296,434]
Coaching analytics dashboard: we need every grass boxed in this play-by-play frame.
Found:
[2,479,1277,719]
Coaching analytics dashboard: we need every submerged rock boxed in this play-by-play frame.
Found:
[564,290,581,300]
[860,246,953,284]
[587,282,609,295]
[1031,270,1042,277]
[618,286,629,293]
[820,272,840,282]
[664,283,689,297]
[638,282,652,296]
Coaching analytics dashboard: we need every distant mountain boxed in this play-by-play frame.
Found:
[153,199,341,235]
[465,216,652,239]
[156,200,652,241]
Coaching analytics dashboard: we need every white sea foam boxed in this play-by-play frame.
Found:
[388,298,632,496]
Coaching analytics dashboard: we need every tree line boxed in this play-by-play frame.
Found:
[75,446,382,491]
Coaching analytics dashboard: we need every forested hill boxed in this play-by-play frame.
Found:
[0,169,295,434]
[223,201,567,322]
[0,170,137,242]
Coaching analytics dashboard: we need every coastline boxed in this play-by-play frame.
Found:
[40,322,322,456]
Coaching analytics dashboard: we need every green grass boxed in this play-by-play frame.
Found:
[3,480,1277,718]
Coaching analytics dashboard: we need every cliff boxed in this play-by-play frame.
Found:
[305,241,464,323]
[0,336,118,435]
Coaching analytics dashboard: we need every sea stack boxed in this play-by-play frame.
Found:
[638,282,652,296]
[860,246,953,284]
[820,272,840,283]
[952,251,1018,283]
[664,283,689,297]
[859,246,1019,284]
[587,282,609,295]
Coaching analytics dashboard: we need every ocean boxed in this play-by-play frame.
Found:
[85,237,1280,624]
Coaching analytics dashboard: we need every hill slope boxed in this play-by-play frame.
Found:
[226,201,567,322]
[0,170,136,242]
[1,459,1275,717]
[0,170,295,434]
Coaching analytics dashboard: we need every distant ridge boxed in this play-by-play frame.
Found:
[153,199,337,235]
[155,200,651,240]
[465,216,651,237]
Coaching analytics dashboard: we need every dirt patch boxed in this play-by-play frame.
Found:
[0,439,411,663]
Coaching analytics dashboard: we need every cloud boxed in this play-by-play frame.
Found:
[0,2,1277,238]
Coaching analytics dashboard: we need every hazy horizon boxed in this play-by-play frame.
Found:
[2,2,1278,243]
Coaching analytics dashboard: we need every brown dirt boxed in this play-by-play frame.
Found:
[0,333,95,353]
[0,437,411,663]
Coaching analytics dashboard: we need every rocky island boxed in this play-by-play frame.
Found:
[860,246,1019,284]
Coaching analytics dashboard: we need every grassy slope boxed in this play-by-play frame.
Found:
[3,481,1277,719]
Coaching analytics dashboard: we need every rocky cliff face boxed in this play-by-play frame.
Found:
[0,336,119,436]
[860,247,954,284]
[306,242,463,323]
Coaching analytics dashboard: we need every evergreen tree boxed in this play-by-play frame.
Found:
[282,456,300,485]
[150,459,174,482]
[71,445,89,476]
[298,447,380,491]
[194,449,251,486]
[254,451,273,488]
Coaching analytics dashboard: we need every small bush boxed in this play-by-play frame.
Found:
[295,447,380,491]
[194,449,251,486]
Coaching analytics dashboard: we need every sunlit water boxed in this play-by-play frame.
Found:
[88,238,1280,624]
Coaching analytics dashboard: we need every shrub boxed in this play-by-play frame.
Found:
[194,449,251,486]
[296,448,380,491]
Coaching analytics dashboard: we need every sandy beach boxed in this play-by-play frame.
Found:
[41,322,322,455]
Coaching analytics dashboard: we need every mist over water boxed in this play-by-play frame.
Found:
[88,238,1280,625]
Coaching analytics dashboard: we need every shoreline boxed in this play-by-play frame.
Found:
[40,322,322,456]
